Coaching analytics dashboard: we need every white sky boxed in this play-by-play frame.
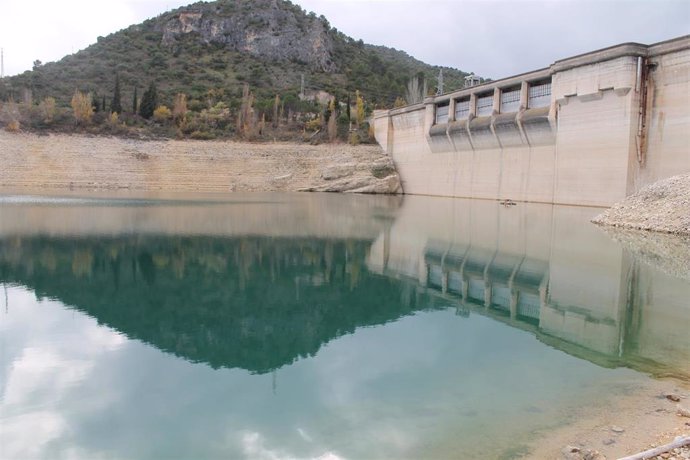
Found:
[1,0,688,79]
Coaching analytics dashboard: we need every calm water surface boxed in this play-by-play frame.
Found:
[1,192,688,459]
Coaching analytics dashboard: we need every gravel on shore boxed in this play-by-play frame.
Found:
[592,174,690,235]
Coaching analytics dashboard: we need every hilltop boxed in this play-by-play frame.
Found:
[1,0,470,111]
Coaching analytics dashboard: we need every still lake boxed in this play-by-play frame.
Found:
[1,192,688,459]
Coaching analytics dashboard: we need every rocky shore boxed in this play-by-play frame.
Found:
[0,131,402,194]
[527,381,690,460]
[593,174,690,235]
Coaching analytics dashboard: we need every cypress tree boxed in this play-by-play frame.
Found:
[111,74,122,114]
[102,96,106,112]
[92,93,100,113]
[132,87,138,113]
[139,82,158,119]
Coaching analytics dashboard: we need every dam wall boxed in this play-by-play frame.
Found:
[373,36,690,206]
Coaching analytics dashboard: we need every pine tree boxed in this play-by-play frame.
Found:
[139,82,158,119]
[132,87,138,113]
[111,74,122,114]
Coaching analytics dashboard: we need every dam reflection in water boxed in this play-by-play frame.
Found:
[0,192,688,459]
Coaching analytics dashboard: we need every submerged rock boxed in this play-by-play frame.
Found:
[561,445,606,460]
[678,405,690,418]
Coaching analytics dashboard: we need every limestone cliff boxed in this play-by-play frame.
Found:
[156,0,336,72]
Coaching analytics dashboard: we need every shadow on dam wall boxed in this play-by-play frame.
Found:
[0,194,688,379]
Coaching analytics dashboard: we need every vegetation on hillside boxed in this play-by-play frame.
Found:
[0,0,473,142]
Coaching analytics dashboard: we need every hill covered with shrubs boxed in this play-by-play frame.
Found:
[0,0,472,142]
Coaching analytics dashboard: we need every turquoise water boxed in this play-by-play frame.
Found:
[1,192,688,459]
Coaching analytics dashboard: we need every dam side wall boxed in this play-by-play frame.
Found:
[374,36,690,206]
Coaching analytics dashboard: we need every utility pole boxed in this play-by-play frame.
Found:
[1,48,4,79]
[299,74,305,100]
[436,69,444,95]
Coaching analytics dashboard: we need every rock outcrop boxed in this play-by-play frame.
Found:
[156,0,336,72]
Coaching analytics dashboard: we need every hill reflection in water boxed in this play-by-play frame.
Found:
[0,236,428,374]
[0,192,687,379]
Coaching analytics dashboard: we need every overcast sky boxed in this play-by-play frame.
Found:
[1,0,688,79]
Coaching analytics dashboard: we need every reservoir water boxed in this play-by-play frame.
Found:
[1,192,688,459]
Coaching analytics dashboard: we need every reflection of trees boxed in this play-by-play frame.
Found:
[0,236,431,374]
[71,250,94,278]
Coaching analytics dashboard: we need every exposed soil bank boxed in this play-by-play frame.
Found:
[593,174,690,235]
[0,131,401,194]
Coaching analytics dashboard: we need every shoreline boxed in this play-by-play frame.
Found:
[525,377,690,459]
[0,131,401,195]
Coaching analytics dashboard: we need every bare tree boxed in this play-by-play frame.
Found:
[405,76,427,105]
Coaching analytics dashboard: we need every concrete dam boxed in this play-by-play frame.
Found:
[373,36,690,206]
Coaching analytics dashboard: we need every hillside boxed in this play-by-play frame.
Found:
[0,0,470,111]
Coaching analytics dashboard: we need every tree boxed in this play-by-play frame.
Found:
[139,82,158,119]
[347,94,352,121]
[132,87,138,113]
[355,90,365,127]
[71,90,93,125]
[92,93,100,112]
[405,76,426,105]
[172,93,187,126]
[272,94,280,128]
[327,98,337,143]
[111,75,122,114]
[2,99,21,132]
[236,83,255,138]
[30,61,45,98]
[38,97,56,123]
